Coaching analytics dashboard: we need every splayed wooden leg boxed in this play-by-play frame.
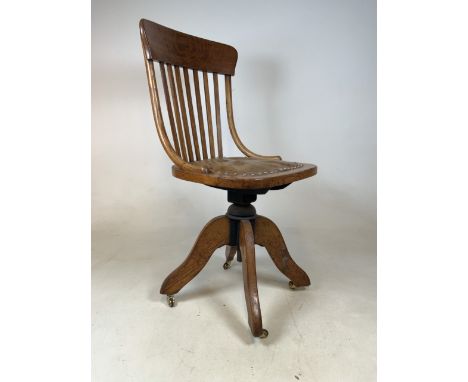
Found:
[239,220,268,338]
[160,215,230,295]
[255,215,311,288]
[223,245,238,269]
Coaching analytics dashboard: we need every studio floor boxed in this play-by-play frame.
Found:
[92,221,376,382]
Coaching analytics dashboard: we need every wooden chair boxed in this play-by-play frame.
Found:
[139,19,317,338]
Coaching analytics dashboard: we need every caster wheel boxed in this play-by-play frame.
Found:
[288,281,296,290]
[223,261,231,270]
[259,329,269,339]
[167,295,175,307]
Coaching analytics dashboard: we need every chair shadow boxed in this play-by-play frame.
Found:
[147,274,255,344]
[147,280,239,303]
[209,294,255,345]
[228,255,318,344]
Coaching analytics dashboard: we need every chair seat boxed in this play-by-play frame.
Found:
[172,157,317,189]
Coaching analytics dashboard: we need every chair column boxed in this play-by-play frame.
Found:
[223,189,257,268]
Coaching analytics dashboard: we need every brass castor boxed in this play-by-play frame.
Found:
[259,329,269,339]
[167,295,175,307]
[288,281,296,290]
[223,261,231,270]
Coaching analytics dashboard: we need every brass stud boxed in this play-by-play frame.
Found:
[223,261,231,270]
[259,329,269,338]
[288,281,296,290]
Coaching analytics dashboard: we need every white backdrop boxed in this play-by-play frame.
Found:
[92,1,376,379]
[92,0,376,245]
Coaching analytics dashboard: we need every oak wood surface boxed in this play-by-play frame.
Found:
[203,71,216,158]
[225,245,238,263]
[255,215,311,287]
[172,157,317,189]
[140,19,238,75]
[213,73,223,158]
[160,216,230,295]
[183,67,201,161]
[193,70,208,159]
[239,220,263,337]
[175,65,194,161]
[159,63,181,156]
[167,64,190,161]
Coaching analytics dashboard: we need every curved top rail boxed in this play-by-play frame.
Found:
[140,19,238,75]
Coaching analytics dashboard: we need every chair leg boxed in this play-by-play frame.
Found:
[160,215,230,296]
[254,215,311,288]
[239,220,268,338]
[223,245,237,269]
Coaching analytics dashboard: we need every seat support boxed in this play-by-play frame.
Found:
[160,189,311,338]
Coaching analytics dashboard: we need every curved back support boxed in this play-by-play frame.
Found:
[140,19,238,75]
[140,19,279,172]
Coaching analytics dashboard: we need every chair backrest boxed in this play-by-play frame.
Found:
[140,19,273,173]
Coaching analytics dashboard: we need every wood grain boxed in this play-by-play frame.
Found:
[239,220,263,337]
[175,65,194,161]
[172,157,317,190]
[167,64,189,161]
[213,73,223,158]
[159,63,180,156]
[203,71,216,158]
[160,216,230,295]
[255,215,311,287]
[225,245,238,263]
[183,67,201,161]
[193,70,208,159]
[140,19,238,75]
